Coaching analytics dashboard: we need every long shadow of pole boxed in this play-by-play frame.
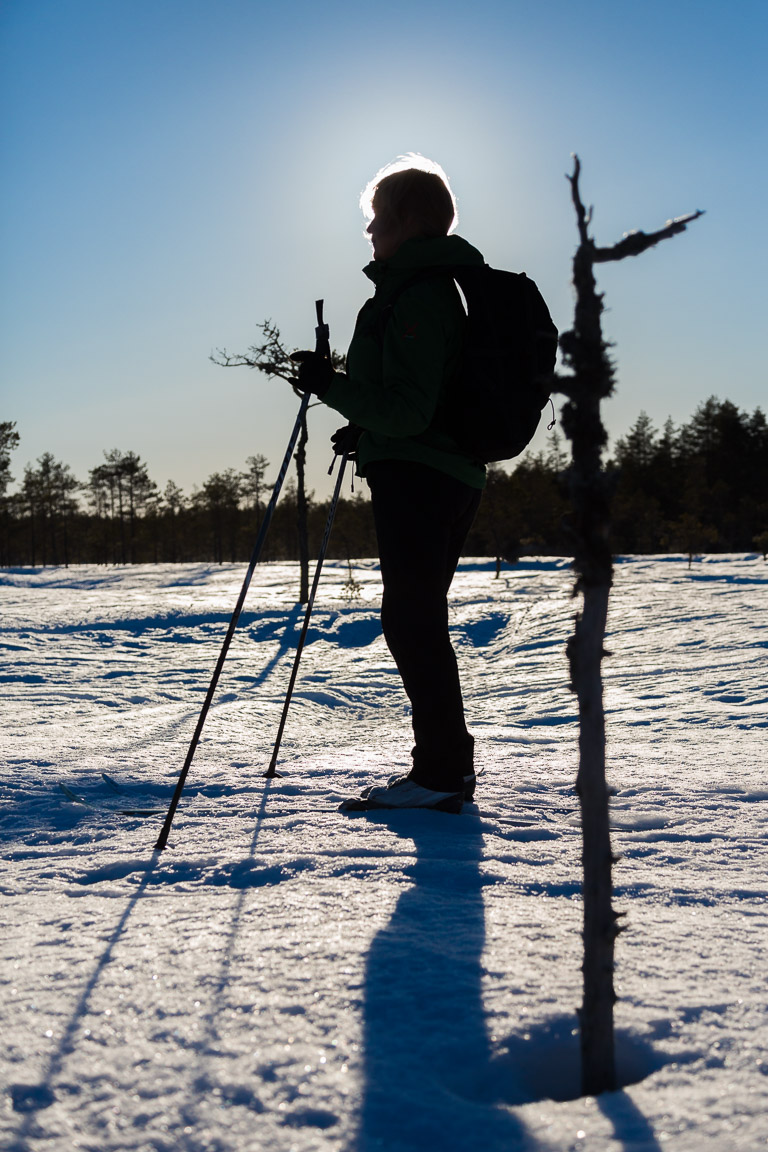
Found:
[241,602,304,693]
[9,854,162,1146]
[352,814,530,1152]
[10,779,281,1150]
[175,779,277,1133]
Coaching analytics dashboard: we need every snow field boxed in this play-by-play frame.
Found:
[1,555,766,1151]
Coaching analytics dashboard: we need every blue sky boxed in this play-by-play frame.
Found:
[1,0,766,500]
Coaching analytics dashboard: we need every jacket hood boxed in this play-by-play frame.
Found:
[363,234,485,285]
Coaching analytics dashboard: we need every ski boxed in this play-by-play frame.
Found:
[58,781,164,818]
[58,780,577,828]
[57,782,334,821]
[97,774,337,821]
[58,781,92,805]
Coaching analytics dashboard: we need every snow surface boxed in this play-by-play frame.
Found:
[1,554,766,1152]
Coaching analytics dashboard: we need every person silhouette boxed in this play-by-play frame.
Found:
[293,157,486,811]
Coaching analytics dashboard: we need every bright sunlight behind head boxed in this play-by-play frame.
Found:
[359,152,458,234]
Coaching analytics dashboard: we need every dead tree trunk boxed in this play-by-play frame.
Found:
[557,156,702,1097]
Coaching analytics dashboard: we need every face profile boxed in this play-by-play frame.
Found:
[365,201,423,262]
[361,154,458,262]
[366,205,407,262]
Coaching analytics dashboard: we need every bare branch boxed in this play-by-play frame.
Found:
[593,210,705,263]
[566,154,591,247]
[211,318,346,398]
[567,154,704,264]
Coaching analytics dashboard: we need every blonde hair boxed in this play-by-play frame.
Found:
[360,154,457,237]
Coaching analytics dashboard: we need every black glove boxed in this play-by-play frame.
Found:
[290,350,334,399]
[331,423,363,459]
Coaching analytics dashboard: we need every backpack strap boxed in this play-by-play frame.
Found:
[374,266,460,342]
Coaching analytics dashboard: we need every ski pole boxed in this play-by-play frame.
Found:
[154,391,309,850]
[154,302,328,851]
[265,449,349,777]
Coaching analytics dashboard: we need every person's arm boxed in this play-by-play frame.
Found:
[324,285,452,438]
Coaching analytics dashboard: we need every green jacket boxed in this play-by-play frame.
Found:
[323,234,487,489]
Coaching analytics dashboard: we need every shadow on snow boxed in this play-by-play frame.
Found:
[352,812,528,1151]
[351,811,676,1152]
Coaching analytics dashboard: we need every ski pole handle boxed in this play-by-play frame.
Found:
[315,299,330,360]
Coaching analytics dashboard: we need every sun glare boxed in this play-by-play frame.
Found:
[359,152,458,233]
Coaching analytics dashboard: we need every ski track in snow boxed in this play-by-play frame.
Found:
[1,555,766,1152]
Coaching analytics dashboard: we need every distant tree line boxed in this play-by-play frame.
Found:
[468,397,768,566]
[0,424,378,568]
[0,397,766,568]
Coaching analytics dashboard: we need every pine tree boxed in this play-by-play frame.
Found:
[88,450,155,564]
[161,481,186,563]
[20,452,79,566]
[0,422,21,565]
[192,469,242,564]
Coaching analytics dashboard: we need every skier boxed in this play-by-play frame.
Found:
[292,157,486,812]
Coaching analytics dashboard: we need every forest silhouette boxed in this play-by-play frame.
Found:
[1,396,766,569]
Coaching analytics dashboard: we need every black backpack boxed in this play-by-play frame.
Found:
[381,265,558,463]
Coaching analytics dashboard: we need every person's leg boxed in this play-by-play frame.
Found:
[367,461,482,793]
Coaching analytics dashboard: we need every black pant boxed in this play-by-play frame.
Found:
[366,461,482,792]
